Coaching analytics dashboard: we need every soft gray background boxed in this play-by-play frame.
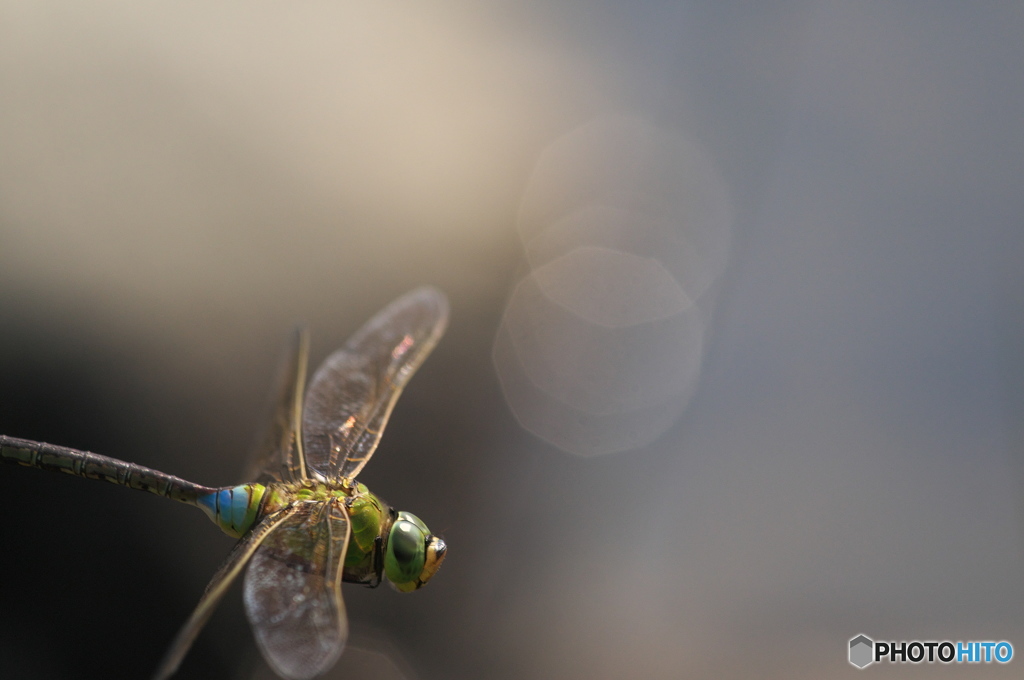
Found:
[1,2,1022,679]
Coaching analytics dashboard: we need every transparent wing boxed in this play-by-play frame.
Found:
[243,500,350,680]
[242,328,310,484]
[152,508,294,680]
[302,287,449,481]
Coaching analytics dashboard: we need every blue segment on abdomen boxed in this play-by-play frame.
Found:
[197,486,252,536]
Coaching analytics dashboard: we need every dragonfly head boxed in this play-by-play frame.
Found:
[384,510,447,593]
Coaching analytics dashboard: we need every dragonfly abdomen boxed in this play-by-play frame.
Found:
[0,434,215,504]
[196,484,267,538]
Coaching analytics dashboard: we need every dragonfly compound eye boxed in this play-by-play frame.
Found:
[386,511,446,592]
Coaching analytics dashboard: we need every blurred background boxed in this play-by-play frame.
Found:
[1,2,1023,679]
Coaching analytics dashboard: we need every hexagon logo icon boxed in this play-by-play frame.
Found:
[849,634,874,668]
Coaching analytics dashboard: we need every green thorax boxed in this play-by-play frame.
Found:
[201,479,396,586]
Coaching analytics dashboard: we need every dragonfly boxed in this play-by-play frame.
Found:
[0,287,449,680]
